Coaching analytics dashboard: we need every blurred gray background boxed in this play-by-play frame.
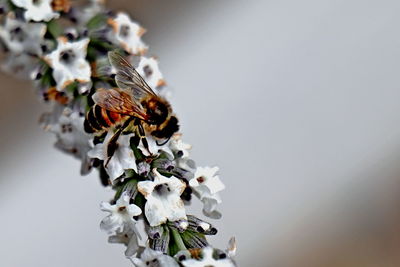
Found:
[2,0,400,266]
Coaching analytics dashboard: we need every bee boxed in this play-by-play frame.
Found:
[84,51,179,164]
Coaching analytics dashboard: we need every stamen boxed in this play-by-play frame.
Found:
[59,49,76,64]
[10,27,25,42]
[118,206,126,212]
[119,24,130,37]
[154,183,171,195]
[197,176,205,183]
[143,65,153,77]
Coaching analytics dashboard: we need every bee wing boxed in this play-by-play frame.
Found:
[92,88,147,120]
[108,50,157,101]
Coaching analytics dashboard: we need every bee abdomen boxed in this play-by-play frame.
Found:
[84,106,104,133]
[94,105,113,128]
[84,105,124,133]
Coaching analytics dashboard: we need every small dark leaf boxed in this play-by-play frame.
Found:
[47,19,63,39]
[181,230,208,249]
[86,13,108,30]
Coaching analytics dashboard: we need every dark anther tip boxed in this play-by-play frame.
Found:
[153,232,160,239]
[209,227,218,235]
[219,253,227,259]
[178,255,186,261]
[66,33,74,40]
[196,226,205,233]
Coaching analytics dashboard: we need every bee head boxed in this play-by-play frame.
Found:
[144,99,169,125]
[151,116,179,139]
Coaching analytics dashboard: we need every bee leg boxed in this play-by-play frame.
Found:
[104,130,122,167]
[142,137,151,156]
[135,119,152,155]
[105,118,134,167]
[107,127,128,158]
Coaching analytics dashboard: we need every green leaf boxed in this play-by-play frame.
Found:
[113,184,124,201]
[181,230,208,249]
[130,136,145,161]
[158,151,171,160]
[40,66,56,87]
[47,20,62,39]
[133,191,146,210]
[113,177,138,200]
[122,178,138,197]
[65,81,78,93]
[170,227,187,252]
[6,0,18,10]
[86,46,98,62]
[123,169,137,179]
[168,241,180,257]
[157,169,173,177]
[86,14,108,30]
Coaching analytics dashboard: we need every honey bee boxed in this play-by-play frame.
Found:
[84,51,179,164]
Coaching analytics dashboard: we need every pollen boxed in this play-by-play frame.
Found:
[118,206,127,212]
[197,176,205,183]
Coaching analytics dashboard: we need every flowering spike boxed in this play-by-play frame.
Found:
[0,1,236,265]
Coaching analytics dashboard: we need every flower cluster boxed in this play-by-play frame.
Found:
[0,0,236,265]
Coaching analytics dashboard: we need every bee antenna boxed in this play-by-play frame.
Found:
[156,137,171,146]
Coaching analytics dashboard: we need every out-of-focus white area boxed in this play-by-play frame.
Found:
[1,0,400,266]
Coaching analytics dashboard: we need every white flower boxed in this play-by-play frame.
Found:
[190,167,225,219]
[0,14,46,55]
[202,195,223,219]
[191,167,225,196]
[11,0,59,22]
[0,53,38,79]
[41,106,93,175]
[39,103,65,127]
[181,247,235,267]
[130,248,179,267]
[0,2,10,14]
[75,0,105,25]
[44,37,91,91]
[108,224,140,257]
[169,134,196,172]
[176,157,196,174]
[138,135,173,158]
[107,12,148,55]
[54,112,92,175]
[137,169,186,227]
[136,56,165,90]
[169,133,192,159]
[88,131,137,181]
[100,192,142,234]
